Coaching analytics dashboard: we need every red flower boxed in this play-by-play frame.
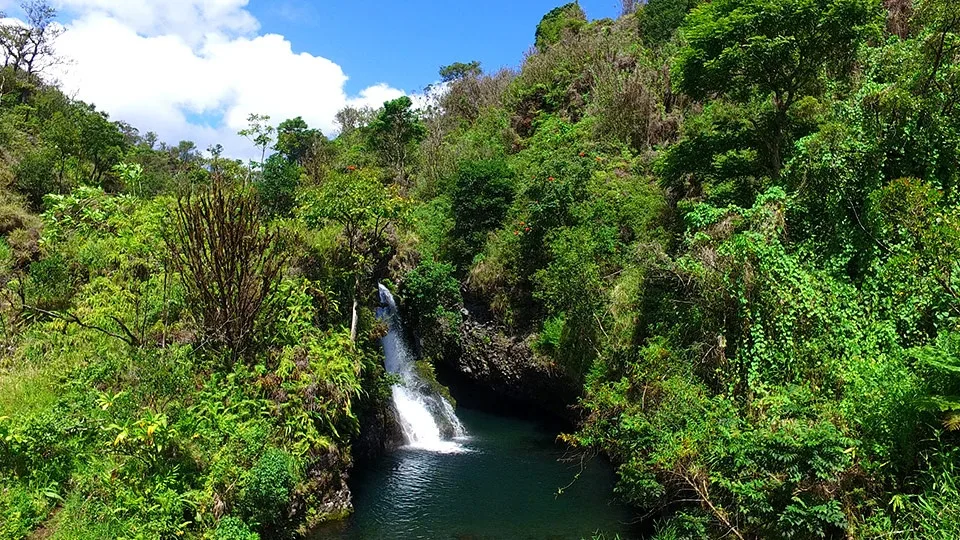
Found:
[579,152,586,157]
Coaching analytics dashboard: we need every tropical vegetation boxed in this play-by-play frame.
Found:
[3,0,960,538]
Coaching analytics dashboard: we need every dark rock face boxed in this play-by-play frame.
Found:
[307,454,352,522]
[443,315,580,420]
[298,399,404,532]
[292,446,354,531]
[353,397,405,463]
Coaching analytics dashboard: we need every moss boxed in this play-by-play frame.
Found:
[307,507,352,526]
[415,357,457,408]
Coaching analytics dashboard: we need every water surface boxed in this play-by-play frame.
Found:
[317,405,641,540]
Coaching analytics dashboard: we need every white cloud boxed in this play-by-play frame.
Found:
[52,1,408,159]
[59,0,258,43]
[347,83,407,110]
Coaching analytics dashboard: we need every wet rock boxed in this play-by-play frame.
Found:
[444,315,579,420]
[353,397,405,462]
[299,393,404,533]
[293,445,354,533]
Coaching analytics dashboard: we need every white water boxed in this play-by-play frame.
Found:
[377,284,467,453]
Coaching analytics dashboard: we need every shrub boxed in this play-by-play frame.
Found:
[402,258,463,344]
[168,179,287,361]
[896,442,960,539]
[26,253,72,310]
[214,516,260,540]
[533,313,565,355]
[535,3,587,50]
[239,447,297,529]
[586,32,681,150]
[438,67,514,125]
[450,159,515,267]
[534,226,606,376]
[14,146,58,208]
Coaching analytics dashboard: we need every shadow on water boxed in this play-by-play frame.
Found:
[313,402,648,540]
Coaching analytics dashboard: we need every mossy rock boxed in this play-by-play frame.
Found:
[415,357,457,408]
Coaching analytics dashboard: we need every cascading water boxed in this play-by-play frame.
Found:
[377,284,467,453]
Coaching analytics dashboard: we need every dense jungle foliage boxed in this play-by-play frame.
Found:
[3,0,960,538]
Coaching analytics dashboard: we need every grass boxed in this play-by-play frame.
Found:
[0,363,59,419]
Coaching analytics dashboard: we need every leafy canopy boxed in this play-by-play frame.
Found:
[439,61,482,83]
[534,3,587,50]
[638,0,701,45]
[367,96,426,183]
[450,159,515,266]
[675,0,878,106]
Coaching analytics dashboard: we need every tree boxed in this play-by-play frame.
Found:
[238,113,275,173]
[0,1,63,76]
[142,131,158,150]
[674,0,877,177]
[115,121,140,147]
[275,116,322,166]
[450,159,515,266]
[77,106,125,185]
[439,61,482,83]
[44,109,79,194]
[334,106,374,137]
[367,96,426,186]
[301,168,406,341]
[534,3,587,50]
[257,153,300,216]
[638,0,701,45]
[173,140,200,164]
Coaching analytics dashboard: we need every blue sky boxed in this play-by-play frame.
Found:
[40,0,621,157]
[246,1,621,94]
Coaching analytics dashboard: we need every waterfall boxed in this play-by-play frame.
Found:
[377,284,467,453]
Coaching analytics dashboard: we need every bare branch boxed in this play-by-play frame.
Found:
[23,305,139,347]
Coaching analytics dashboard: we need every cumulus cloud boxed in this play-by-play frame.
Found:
[52,0,407,158]
[59,0,258,44]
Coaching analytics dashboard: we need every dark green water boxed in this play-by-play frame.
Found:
[315,406,641,540]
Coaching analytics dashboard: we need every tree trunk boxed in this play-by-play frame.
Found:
[769,96,789,180]
[770,133,782,180]
[58,158,65,194]
[350,275,360,342]
[350,297,359,342]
